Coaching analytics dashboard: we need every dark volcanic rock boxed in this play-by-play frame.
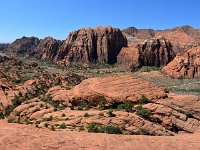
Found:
[61,26,127,65]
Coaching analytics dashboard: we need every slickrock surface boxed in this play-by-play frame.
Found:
[0,120,200,150]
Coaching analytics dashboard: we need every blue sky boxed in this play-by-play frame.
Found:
[0,0,200,43]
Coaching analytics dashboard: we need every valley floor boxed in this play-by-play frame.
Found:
[0,119,200,150]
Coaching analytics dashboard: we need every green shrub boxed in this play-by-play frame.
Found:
[131,65,139,72]
[70,106,74,110]
[107,109,116,117]
[61,113,66,117]
[118,101,134,112]
[103,126,122,134]
[136,107,151,119]
[8,118,15,123]
[83,112,90,117]
[98,100,106,110]
[139,95,149,105]
[43,116,53,122]
[0,113,4,119]
[60,123,67,129]
[183,111,193,118]
[87,122,101,133]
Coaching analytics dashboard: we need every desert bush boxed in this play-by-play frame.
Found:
[60,123,67,129]
[83,112,90,117]
[61,113,66,117]
[139,95,149,105]
[107,109,116,117]
[103,126,122,134]
[43,116,53,122]
[7,118,15,123]
[87,122,100,133]
[98,100,106,110]
[131,65,139,72]
[183,111,193,118]
[136,107,151,119]
[117,101,134,112]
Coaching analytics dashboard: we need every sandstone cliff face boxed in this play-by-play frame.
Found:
[138,37,176,67]
[117,37,176,69]
[123,25,200,54]
[37,37,64,61]
[162,46,200,78]
[61,26,127,65]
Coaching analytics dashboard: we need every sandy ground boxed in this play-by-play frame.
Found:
[0,120,200,150]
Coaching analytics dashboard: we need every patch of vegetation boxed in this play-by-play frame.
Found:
[61,113,66,117]
[139,95,149,105]
[0,113,5,119]
[136,107,151,119]
[86,122,122,134]
[117,101,134,112]
[98,113,104,117]
[50,125,55,131]
[83,112,90,117]
[77,102,92,111]
[107,109,116,117]
[131,65,139,72]
[183,111,194,118]
[43,116,53,122]
[87,122,102,133]
[70,106,74,110]
[140,66,160,72]
[98,100,106,110]
[103,126,122,134]
[60,123,67,129]
[7,118,15,123]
